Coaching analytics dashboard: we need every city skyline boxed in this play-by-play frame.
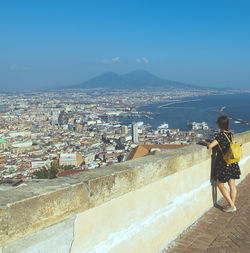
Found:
[1,0,250,91]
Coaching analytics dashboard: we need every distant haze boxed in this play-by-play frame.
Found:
[1,1,250,91]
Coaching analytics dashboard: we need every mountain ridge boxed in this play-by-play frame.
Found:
[69,69,199,90]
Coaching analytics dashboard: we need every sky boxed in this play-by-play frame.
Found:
[0,0,250,91]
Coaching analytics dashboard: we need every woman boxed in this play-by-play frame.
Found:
[204,115,241,212]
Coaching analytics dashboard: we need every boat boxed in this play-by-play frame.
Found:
[158,123,169,129]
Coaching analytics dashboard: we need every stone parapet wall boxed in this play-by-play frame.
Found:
[1,131,250,253]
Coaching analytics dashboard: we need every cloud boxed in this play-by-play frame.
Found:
[10,64,30,70]
[136,57,149,64]
[101,57,120,64]
[111,57,120,62]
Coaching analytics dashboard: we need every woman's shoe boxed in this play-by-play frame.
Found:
[223,205,237,212]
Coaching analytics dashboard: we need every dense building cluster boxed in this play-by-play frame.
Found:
[0,88,223,180]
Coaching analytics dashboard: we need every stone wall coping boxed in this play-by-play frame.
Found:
[0,130,249,245]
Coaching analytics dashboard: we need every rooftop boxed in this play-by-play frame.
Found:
[126,144,186,160]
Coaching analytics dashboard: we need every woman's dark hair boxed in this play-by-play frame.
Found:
[217,115,229,130]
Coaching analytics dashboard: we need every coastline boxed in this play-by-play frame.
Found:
[120,93,250,133]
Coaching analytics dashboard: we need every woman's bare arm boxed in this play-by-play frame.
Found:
[203,140,219,149]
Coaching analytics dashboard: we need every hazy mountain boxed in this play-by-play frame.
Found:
[69,70,199,90]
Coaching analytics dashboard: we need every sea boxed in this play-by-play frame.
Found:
[120,93,250,133]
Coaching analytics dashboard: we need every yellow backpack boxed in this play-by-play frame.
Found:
[219,132,243,165]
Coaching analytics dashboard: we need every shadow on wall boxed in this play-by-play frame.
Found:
[198,140,218,207]
[210,149,217,206]
[210,149,225,211]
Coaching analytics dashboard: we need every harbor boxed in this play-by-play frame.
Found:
[158,98,201,108]
[214,107,250,127]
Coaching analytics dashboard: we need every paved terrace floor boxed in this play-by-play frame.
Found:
[162,174,250,253]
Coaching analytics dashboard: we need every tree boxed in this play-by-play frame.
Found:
[33,161,59,179]
[33,167,48,179]
[61,165,74,171]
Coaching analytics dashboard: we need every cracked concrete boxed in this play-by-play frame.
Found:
[68,215,78,253]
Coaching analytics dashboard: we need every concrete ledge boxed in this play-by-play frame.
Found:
[0,130,250,250]
[2,217,76,253]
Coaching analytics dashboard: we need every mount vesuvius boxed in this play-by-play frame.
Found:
[68,70,199,90]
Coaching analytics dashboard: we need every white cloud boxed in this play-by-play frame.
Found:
[136,57,149,64]
[10,64,30,70]
[111,57,120,62]
[142,57,149,63]
[101,57,120,63]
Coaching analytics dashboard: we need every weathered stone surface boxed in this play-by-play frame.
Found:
[3,216,75,253]
[0,182,89,246]
[0,208,7,244]
[0,131,249,247]
[236,130,250,144]
[80,144,212,207]
[70,159,214,253]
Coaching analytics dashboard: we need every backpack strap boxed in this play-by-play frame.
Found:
[223,132,232,143]
[217,132,232,155]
